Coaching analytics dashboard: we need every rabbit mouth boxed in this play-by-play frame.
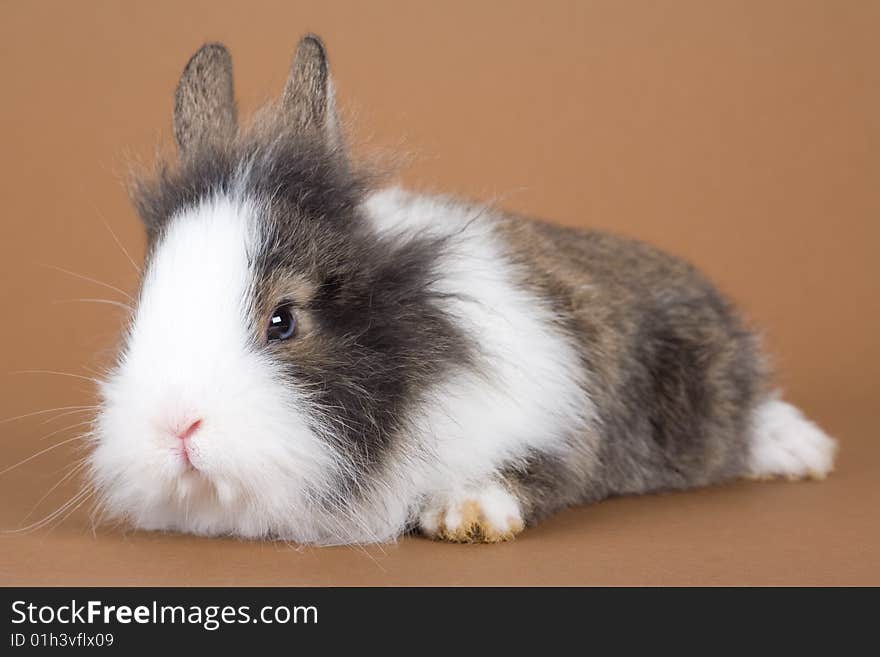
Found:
[175,438,202,474]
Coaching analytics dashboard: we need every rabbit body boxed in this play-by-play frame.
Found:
[88,37,836,544]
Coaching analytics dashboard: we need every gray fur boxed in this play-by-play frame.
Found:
[173,43,238,155]
[282,35,341,146]
[497,218,768,523]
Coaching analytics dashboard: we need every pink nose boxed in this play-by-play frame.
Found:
[175,419,202,441]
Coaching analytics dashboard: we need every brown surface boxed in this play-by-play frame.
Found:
[0,1,877,586]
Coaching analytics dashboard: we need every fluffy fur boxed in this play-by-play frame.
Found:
[87,36,837,544]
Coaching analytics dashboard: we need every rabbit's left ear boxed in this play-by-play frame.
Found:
[282,34,342,147]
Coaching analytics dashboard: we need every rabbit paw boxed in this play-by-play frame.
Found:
[419,483,525,543]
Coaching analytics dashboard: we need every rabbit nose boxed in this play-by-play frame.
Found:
[175,419,202,441]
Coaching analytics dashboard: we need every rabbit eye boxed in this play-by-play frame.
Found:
[267,303,297,342]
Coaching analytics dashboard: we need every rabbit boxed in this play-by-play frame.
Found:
[87,35,837,544]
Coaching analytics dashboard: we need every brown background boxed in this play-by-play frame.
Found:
[0,1,877,585]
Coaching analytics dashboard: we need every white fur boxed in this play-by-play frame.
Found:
[91,187,593,543]
[748,397,837,480]
[90,195,342,541]
[361,188,594,529]
[418,481,524,538]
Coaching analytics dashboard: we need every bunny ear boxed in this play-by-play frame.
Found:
[282,34,342,146]
[173,43,238,156]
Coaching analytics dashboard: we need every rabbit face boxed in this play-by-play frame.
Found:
[91,193,343,539]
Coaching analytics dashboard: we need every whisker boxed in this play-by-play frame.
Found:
[52,298,133,312]
[21,458,89,522]
[10,369,102,385]
[37,419,93,442]
[102,220,141,274]
[39,263,134,302]
[88,496,112,537]
[45,490,96,534]
[0,435,87,477]
[7,488,90,533]
[38,407,97,425]
[0,405,95,426]
[3,487,93,534]
[83,364,113,380]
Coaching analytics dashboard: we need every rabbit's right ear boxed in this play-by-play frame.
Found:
[282,35,342,147]
[173,43,238,156]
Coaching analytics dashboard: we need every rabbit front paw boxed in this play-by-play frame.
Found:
[419,482,525,543]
